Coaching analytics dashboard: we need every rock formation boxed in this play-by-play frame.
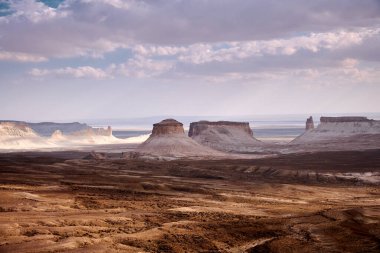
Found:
[71,126,112,137]
[135,119,224,158]
[152,119,185,136]
[305,116,314,130]
[0,122,55,150]
[291,116,380,147]
[0,121,129,150]
[0,122,39,138]
[50,130,65,140]
[188,121,265,153]
[189,121,253,137]
[320,116,373,123]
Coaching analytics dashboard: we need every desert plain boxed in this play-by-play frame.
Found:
[0,149,379,253]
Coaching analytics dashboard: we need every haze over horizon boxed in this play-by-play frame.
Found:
[1,0,380,121]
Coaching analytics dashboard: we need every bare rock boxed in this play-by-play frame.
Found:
[320,116,373,123]
[71,126,113,137]
[306,116,314,130]
[151,119,184,136]
[291,116,380,149]
[189,121,253,137]
[135,119,225,158]
[188,121,265,153]
[0,122,39,138]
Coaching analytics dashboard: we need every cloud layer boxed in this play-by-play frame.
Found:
[0,0,379,119]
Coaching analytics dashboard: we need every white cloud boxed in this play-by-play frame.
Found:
[341,58,359,68]
[179,29,375,64]
[1,0,379,88]
[0,51,47,62]
[116,56,173,78]
[0,0,379,61]
[28,57,173,79]
[129,29,377,66]
[29,66,110,79]
[8,0,68,23]
[81,0,132,10]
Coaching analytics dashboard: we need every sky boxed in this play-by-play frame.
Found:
[0,0,380,122]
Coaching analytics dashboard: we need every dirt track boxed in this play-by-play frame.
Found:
[0,150,379,252]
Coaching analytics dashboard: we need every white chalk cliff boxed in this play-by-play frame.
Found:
[0,122,135,150]
[292,117,380,144]
[0,122,58,149]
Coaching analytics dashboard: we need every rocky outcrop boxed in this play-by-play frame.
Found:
[135,119,224,159]
[320,117,373,123]
[305,116,314,130]
[189,121,265,153]
[0,122,39,138]
[0,121,126,150]
[70,126,112,137]
[0,122,55,150]
[50,130,65,140]
[189,121,253,137]
[291,116,380,146]
[152,119,184,136]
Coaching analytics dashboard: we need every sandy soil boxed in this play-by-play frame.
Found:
[0,150,379,252]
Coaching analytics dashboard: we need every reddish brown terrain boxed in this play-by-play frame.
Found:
[0,150,379,252]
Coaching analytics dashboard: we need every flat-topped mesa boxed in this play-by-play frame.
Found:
[305,116,314,130]
[291,115,380,146]
[151,119,185,136]
[189,121,253,137]
[320,116,373,123]
[135,119,223,158]
[188,120,265,153]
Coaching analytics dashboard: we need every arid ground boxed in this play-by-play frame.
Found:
[0,150,379,252]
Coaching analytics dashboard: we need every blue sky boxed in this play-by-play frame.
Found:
[0,0,380,121]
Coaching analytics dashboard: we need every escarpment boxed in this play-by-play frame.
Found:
[188,121,265,153]
[291,116,380,149]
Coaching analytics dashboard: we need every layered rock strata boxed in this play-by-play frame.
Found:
[292,116,380,146]
[135,119,224,158]
[320,117,373,123]
[152,119,185,136]
[189,121,264,153]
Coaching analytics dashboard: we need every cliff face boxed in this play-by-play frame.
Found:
[70,126,112,137]
[152,119,185,136]
[0,122,56,150]
[189,121,264,153]
[292,116,380,144]
[0,122,39,138]
[189,121,253,137]
[320,117,372,123]
[136,119,223,158]
[0,121,129,150]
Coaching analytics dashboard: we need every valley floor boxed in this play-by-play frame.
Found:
[0,150,379,252]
